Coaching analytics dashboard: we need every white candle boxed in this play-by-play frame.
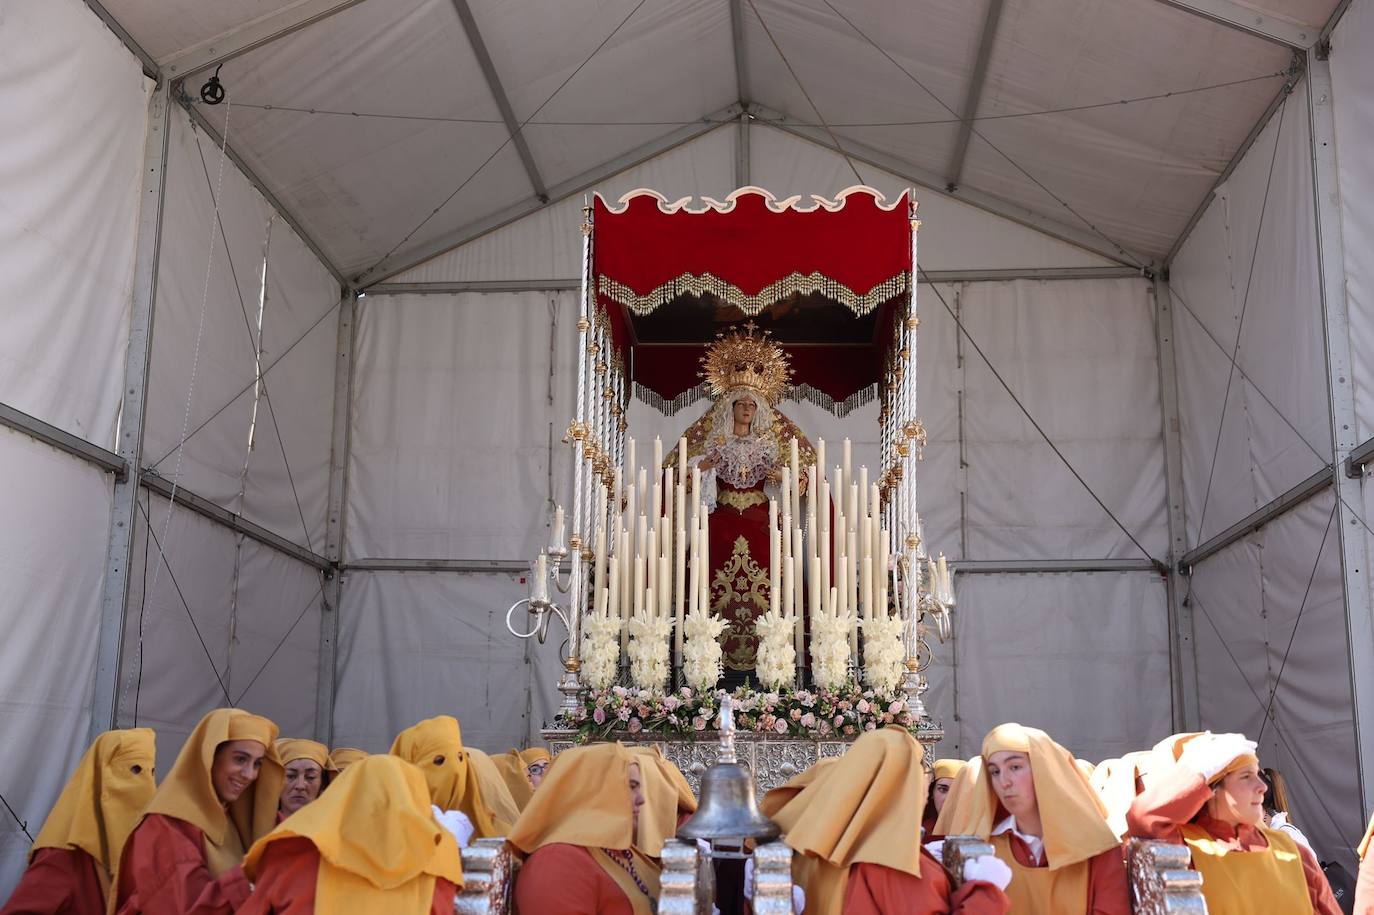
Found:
[843,438,852,491]
[810,553,822,620]
[769,499,780,615]
[646,528,657,602]
[848,529,859,618]
[700,509,710,613]
[653,436,663,477]
[848,482,858,535]
[678,436,688,482]
[533,553,549,603]
[817,439,826,489]
[793,527,804,620]
[861,555,873,620]
[633,552,645,618]
[659,555,670,617]
[859,466,868,526]
[551,505,565,550]
[789,439,801,522]
[782,542,794,620]
[626,485,637,558]
[594,527,607,615]
[607,555,620,621]
[689,527,701,617]
[675,525,687,652]
[644,587,654,625]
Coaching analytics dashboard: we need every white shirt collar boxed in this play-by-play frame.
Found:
[993,815,1044,865]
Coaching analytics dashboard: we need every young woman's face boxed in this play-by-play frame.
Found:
[931,777,955,815]
[280,759,323,814]
[211,740,266,805]
[1211,764,1266,827]
[732,396,757,428]
[628,763,646,830]
[986,751,1038,821]
[527,759,549,788]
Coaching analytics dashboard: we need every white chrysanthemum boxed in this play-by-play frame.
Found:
[682,613,727,692]
[811,613,855,690]
[755,611,796,690]
[861,615,907,693]
[628,616,674,691]
[581,615,623,689]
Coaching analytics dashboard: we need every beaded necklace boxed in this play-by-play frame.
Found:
[601,848,655,902]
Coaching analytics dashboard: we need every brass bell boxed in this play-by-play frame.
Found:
[677,697,780,843]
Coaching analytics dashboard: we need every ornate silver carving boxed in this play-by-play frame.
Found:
[659,839,707,915]
[751,840,796,915]
[1128,838,1208,914]
[543,721,944,795]
[454,837,516,915]
[942,835,996,889]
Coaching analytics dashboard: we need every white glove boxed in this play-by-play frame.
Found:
[1178,732,1257,781]
[432,805,475,849]
[963,854,1013,891]
[925,840,945,861]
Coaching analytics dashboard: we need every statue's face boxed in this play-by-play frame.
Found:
[733,396,757,428]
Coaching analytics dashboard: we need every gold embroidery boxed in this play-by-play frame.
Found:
[710,535,770,670]
[597,270,908,317]
[717,489,767,512]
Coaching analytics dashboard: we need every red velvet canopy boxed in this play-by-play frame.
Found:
[592,186,913,412]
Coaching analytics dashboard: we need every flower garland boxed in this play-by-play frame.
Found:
[754,611,797,690]
[682,613,728,692]
[861,615,907,693]
[566,683,917,743]
[811,613,856,691]
[581,615,623,689]
[627,616,673,691]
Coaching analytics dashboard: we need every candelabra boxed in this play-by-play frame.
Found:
[506,504,583,713]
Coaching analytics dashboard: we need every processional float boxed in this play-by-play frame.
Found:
[506,184,952,786]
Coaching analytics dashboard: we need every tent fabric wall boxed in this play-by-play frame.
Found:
[333,571,565,753]
[118,493,324,777]
[0,431,117,896]
[0,0,150,446]
[1170,80,1330,546]
[142,108,340,553]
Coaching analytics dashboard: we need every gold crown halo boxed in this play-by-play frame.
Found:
[699,322,792,405]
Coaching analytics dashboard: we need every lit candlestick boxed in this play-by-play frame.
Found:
[653,436,663,479]
[843,438,852,492]
[847,482,858,536]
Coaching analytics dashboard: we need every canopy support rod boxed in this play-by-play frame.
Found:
[752,108,1148,268]
[1307,47,1374,817]
[736,111,751,188]
[943,0,1004,192]
[315,291,356,745]
[1179,466,1334,571]
[178,90,352,290]
[363,104,743,285]
[1153,275,1200,731]
[91,83,171,740]
[1147,0,1313,48]
[451,0,548,202]
[730,0,751,106]
[160,0,372,78]
[0,403,127,477]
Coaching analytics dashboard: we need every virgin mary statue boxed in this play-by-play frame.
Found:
[666,325,816,680]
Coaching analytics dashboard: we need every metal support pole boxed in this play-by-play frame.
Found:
[1153,275,1201,730]
[316,291,356,744]
[736,111,751,189]
[91,81,171,740]
[1308,50,1374,815]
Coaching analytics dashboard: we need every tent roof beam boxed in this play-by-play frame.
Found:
[731,0,751,107]
[1147,0,1314,48]
[944,0,1004,192]
[82,0,159,78]
[178,91,352,290]
[160,0,372,78]
[452,0,548,203]
[359,103,744,286]
[750,105,1149,268]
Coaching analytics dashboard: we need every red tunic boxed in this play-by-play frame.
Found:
[842,849,1010,914]
[236,838,457,914]
[995,833,1130,915]
[514,844,639,915]
[112,815,252,915]
[1126,766,1341,915]
[0,848,105,915]
[1356,840,1374,915]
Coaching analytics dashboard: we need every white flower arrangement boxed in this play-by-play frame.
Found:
[754,611,797,690]
[682,612,728,692]
[861,615,907,693]
[811,613,856,691]
[581,615,623,689]
[627,616,674,691]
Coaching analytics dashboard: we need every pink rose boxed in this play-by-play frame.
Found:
[856,699,871,714]
[833,715,845,727]
[617,707,631,722]
[789,708,802,721]
[637,704,651,717]
[693,716,707,731]
[760,714,776,731]
[864,721,877,731]
[593,707,607,725]
[628,718,643,733]
[889,700,905,715]
[843,725,856,736]
[800,713,816,728]
[773,718,788,734]
[664,696,680,711]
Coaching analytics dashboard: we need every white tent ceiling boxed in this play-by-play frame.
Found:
[91,0,1336,283]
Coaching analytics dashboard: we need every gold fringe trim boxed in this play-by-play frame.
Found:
[598,270,908,317]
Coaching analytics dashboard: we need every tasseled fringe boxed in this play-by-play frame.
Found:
[632,381,878,418]
[599,271,909,317]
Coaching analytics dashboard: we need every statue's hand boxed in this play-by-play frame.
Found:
[699,455,719,470]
